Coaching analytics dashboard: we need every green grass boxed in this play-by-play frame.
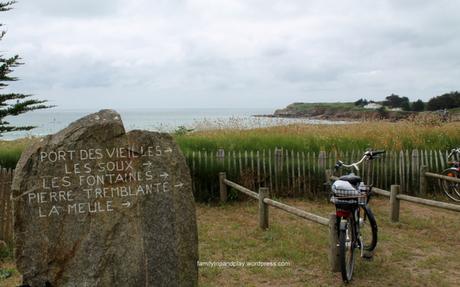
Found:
[195,198,460,286]
[0,138,38,169]
[176,121,460,153]
[0,243,12,262]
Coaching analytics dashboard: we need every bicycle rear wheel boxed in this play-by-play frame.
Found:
[339,217,356,283]
[360,205,378,255]
[440,169,460,202]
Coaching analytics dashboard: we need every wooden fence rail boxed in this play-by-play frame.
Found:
[219,172,329,226]
[424,171,460,183]
[218,172,341,271]
[328,171,460,223]
[222,178,259,199]
[263,198,329,226]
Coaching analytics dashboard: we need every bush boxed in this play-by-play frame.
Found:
[383,94,410,110]
[354,98,368,106]
[411,99,425,111]
[427,91,460,111]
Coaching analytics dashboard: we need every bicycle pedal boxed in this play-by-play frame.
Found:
[362,255,374,261]
[362,251,374,260]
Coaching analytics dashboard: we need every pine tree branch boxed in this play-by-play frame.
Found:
[0,55,22,84]
[0,1,16,12]
[0,99,52,117]
[0,1,54,137]
[0,93,30,106]
[0,124,36,135]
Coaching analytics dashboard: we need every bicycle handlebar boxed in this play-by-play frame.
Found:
[447,148,460,159]
[335,150,386,171]
[365,150,385,158]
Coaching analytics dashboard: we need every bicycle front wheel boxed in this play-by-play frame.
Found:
[440,169,460,202]
[360,205,378,254]
[339,218,356,283]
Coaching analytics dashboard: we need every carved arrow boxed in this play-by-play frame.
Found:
[160,172,169,179]
[164,147,173,153]
[174,183,184,188]
[122,202,131,208]
[143,161,153,168]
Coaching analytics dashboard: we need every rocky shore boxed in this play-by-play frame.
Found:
[259,103,412,121]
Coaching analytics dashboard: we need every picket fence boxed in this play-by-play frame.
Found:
[0,168,13,244]
[186,149,454,201]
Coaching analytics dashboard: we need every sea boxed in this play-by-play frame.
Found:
[1,108,348,140]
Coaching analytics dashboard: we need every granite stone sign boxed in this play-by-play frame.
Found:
[12,110,198,287]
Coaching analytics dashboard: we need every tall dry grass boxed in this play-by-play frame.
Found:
[176,120,460,152]
[1,120,458,169]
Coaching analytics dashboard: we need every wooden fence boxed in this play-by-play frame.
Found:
[219,172,329,227]
[218,173,342,271]
[187,149,456,200]
[221,173,460,274]
[0,168,13,244]
[328,174,460,223]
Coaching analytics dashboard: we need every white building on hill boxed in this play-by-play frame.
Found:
[363,103,382,109]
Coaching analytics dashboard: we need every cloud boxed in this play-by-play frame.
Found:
[1,0,459,109]
[19,0,122,18]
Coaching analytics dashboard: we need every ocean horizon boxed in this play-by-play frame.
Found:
[2,108,348,140]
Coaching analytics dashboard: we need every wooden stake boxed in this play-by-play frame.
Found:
[328,213,340,272]
[390,185,400,223]
[219,172,227,203]
[259,187,269,230]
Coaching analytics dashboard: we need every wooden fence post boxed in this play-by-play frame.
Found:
[411,150,419,192]
[0,168,13,244]
[274,148,283,170]
[390,185,400,223]
[366,158,372,185]
[258,187,269,230]
[217,148,225,162]
[419,165,428,196]
[328,213,340,272]
[0,169,4,242]
[325,169,332,184]
[219,172,227,203]
[318,151,326,171]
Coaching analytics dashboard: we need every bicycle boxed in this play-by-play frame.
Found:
[439,148,460,202]
[330,150,384,283]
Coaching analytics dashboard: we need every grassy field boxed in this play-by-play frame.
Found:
[176,121,460,153]
[1,121,459,170]
[196,198,460,286]
[284,102,364,112]
[2,197,459,286]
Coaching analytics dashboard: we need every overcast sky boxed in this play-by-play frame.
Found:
[2,0,460,110]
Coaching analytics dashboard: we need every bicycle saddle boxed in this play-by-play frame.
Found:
[339,173,362,186]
